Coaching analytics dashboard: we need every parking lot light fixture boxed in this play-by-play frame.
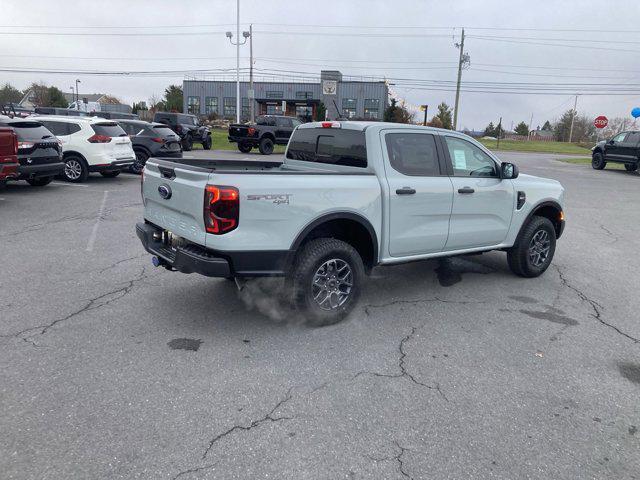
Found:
[225,1,249,124]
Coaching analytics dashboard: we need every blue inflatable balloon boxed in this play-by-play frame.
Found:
[632,107,640,118]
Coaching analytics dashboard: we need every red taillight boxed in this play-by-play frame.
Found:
[87,134,112,143]
[204,185,239,234]
[17,141,34,150]
[151,137,164,143]
[321,121,341,128]
[247,127,256,136]
[12,132,18,155]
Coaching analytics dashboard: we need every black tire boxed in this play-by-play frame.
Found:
[62,155,89,183]
[202,135,212,150]
[131,151,148,174]
[291,238,364,327]
[258,137,274,155]
[100,171,120,178]
[182,135,193,152]
[592,152,606,170]
[507,216,557,278]
[26,176,53,187]
[238,142,252,153]
[624,163,638,172]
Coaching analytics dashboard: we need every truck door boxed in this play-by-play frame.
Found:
[619,131,640,164]
[604,132,628,161]
[382,130,454,256]
[275,117,292,143]
[441,135,514,250]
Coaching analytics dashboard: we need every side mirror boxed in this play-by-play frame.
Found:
[501,162,519,179]
[608,139,615,145]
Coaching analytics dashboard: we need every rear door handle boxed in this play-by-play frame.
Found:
[396,187,416,195]
[458,187,475,194]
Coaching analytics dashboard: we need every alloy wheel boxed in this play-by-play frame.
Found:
[311,258,353,310]
[64,159,82,180]
[528,230,551,267]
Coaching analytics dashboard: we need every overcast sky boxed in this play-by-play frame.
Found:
[3,0,639,129]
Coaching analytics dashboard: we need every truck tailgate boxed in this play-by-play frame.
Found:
[142,160,209,245]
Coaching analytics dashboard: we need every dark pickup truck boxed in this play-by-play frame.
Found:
[228,115,301,155]
[592,130,640,172]
[153,112,211,151]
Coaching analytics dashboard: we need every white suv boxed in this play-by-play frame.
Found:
[31,116,135,182]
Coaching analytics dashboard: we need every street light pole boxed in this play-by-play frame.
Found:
[75,79,81,106]
[249,23,254,123]
[225,4,250,124]
[236,0,240,124]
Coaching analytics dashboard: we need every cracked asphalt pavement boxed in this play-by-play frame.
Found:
[1,151,639,479]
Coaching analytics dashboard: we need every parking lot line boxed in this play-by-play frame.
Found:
[51,181,88,188]
[86,191,109,252]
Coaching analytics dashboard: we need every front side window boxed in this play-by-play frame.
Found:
[612,132,627,143]
[286,128,367,168]
[223,97,236,117]
[444,136,498,177]
[342,98,357,118]
[205,97,218,115]
[385,133,440,176]
[187,96,200,115]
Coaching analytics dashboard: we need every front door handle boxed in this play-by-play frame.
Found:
[458,187,475,194]
[396,187,416,195]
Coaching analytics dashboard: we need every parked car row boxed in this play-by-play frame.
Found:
[0,114,183,188]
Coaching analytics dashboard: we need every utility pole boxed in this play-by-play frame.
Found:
[249,24,254,123]
[568,94,578,143]
[452,28,465,131]
[496,116,502,150]
[528,112,533,141]
[422,104,428,126]
[75,79,81,105]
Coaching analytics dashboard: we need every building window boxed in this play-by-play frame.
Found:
[187,96,200,115]
[296,91,313,100]
[223,97,236,117]
[241,98,251,121]
[205,97,218,115]
[342,98,357,118]
[364,99,380,119]
[265,91,283,99]
[266,103,283,115]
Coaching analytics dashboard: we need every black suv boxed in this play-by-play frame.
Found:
[228,115,301,155]
[152,112,211,151]
[118,120,182,174]
[592,131,640,172]
[0,117,64,186]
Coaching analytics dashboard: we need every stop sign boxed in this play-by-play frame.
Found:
[594,116,608,129]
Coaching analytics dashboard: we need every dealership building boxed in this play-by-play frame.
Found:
[182,71,389,122]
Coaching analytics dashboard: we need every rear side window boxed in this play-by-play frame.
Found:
[153,125,177,136]
[38,120,68,136]
[6,122,54,141]
[625,132,640,144]
[286,128,367,168]
[91,123,127,137]
[385,133,440,176]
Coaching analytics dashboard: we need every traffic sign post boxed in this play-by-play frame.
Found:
[594,116,608,129]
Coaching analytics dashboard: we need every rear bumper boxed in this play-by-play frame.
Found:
[17,161,65,179]
[136,222,291,277]
[0,162,19,180]
[136,222,231,277]
[228,135,258,145]
[89,158,135,172]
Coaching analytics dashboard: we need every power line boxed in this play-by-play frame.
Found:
[468,35,638,53]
